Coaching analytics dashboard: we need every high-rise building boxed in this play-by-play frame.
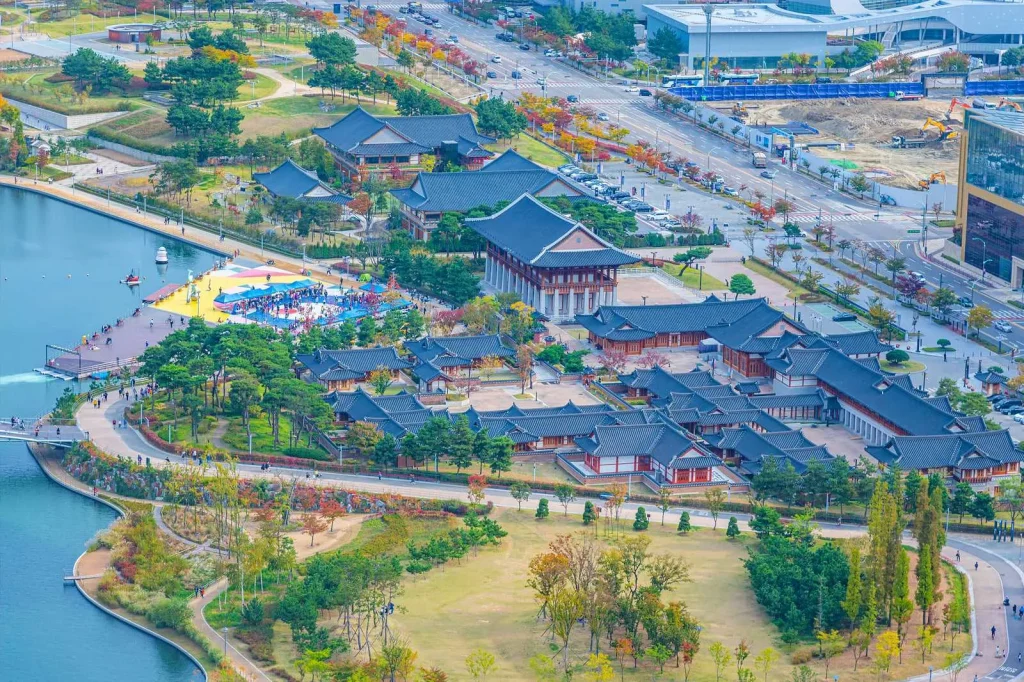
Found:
[958,110,1024,284]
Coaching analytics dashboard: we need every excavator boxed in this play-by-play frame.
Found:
[922,117,959,141]
[732,101,749,118]
[998,98,1023,112]
[919,171,946,189]
[945,97,973,119]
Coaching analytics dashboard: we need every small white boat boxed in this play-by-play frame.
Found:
[155,247,168,264]
[122,275,141,286]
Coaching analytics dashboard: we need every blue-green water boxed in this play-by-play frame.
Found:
[0,186,217,681]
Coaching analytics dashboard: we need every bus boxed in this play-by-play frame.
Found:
[662,74,703,88]
[718,73,760,85]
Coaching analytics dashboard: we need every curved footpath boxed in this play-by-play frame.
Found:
[79,398,1024,682]
[27,444,210,682]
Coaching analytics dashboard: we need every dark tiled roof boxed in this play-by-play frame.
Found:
[482,149,544,172]
[578,298,776,342]
[618,367,721,401]
[874,430,1023,471]
[297,347,414,380]
[390,170,580,213]
[768,347,958,436]
[823,330,892,356]
[575,423,717,469]
[706,305,796,351]
[325,389,426,422]
[466,194,639,269]
[406,334,514,382]
[253,159,351,202]
[314,107,493,156]
[749,391,827,410]
[976,370,1008,384]
[707,424,835,474]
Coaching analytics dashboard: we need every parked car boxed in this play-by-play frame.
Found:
[575,173,598,182]
[999,400,1022,413]
[1006,406,1024,416]
[609,191,630,201]
[723,187,738,196]
[832,312,857,322]
[632,202,654,213]
[597,112,609,121]
[995,320,1014,333]
[1013,413,1024,424]
[624,86,639,93]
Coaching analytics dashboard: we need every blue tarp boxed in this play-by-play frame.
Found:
[668,82,924,102]
[966,80,1024,96]
[359,282,387,293]
[215,279,317,305]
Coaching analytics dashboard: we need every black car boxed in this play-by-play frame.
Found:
[832,312,857,322]
[486,71,497,78]
[638,88,652,96]
[511,70,521,79]
[519,43,531,51]
[958,296,974,308]
[609,191,630,201]
[816,76,833,84]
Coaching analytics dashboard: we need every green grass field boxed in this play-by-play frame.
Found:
[486,135,569,169]
[238,97,395,138]
[236,73,278,102]
[662,263,727,290]
[880,359,926,374]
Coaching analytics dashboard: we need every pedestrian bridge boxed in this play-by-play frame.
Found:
[0,419,86,448]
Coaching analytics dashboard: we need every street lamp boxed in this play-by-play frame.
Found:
[971,236,988,280]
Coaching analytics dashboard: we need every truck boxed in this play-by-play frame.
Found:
[894,91,923,102]
[751,151,767,168]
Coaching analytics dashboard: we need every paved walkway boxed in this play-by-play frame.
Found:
[191,577,271,682]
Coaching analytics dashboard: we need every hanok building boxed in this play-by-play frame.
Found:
[296,347,414,391]
[252,158,352,204]
[324,389,435,438]
[467,194,640,322]
[703,425,836,476]
[573,422,735,489]
[390,150,583,240]
[313,107,494,180]
[766,345,985,446]
[465,403,662,452]
[867,430,1023,492]
[578,297,792,358]
[404,334,516,392]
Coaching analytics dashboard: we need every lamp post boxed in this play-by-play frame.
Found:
[971,236,988,280]
[222,627,228,656]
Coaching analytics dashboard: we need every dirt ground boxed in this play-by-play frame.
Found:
[459,381,602,411]
[749,97,961,190]
[91,148,152,167]
[616,273,701,305]
[0,48,26,63]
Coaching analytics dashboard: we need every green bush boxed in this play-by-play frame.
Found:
[146,597,192,630]
[241,597,264,626]
[536,498,550,519]
[405,560,432,574]
[633,506,649,531]
[281,446,331,461]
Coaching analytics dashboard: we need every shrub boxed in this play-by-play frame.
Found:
[405,560,432,574]
[535,498,550,519]
[633,506,649,531]
[791,648,814,665]
[726,516,741,538]
[241,597,264,626]
[677,511,691,533]
[146,597,192,630]
[281,446,331,461]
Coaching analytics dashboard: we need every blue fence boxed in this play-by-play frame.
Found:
[667,82,923,101]
[965,80,1024,96]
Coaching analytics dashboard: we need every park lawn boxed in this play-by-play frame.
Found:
[391,509,776,681]
[880,359,926,374]
[238,96,396,139]
[743,258,812,300]
[486,135,569,169]
[344,513,458,559]
[429,458,574,485]
[235,72,279,102]
[662,263,727,290]
[221,415,314,455]
[0,70,141,114]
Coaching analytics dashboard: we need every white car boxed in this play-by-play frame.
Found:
[491,55,502,63]
[624,86,640,93]
[1014,413,1024,424]
[995,320,1014,333]
[597,112,609,122]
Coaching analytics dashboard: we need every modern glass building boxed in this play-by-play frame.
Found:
[959,110,1024,284]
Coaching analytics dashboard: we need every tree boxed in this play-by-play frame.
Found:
[850,174,870,197]
[931,288,958,318]
[307,32,357,67]
[582,500,597,526]
[915,543,934,624]
[657,489,672,526]
[972,491,996,524]
[868,298,897,340]
[648,26,684,62]
[835,277,861,306]
[672,246,713,272]
[347,421,382,452]
[709,642,732,682]
[874,631,901,674]
[800,269,824,293]
[967,305,994,336]
[633,506,649,531]
[729,274,756,299]
[843,546,863,628]
[488,437,514,478]
[448,416,474,474]
[474,98,527,140]
[367,366,394,396]
[885,256,907,287]
[704,489,726,530]
[885,349,910,366]
[816,631,844,679]
[950,482,975,523]
[554,483,576,517]
[726,516,741,538]
[753,648,778,682]
[373,433,398,472]
[465,649,496,679]
[958,392,991,417]
[677,512,692,534]
[510,481,531,511]
[536,498,550,519]
[301,512,328,547]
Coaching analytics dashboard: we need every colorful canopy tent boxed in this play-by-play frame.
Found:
[214,279,317,308]
[359,282,387,294]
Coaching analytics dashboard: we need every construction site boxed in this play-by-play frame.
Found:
[718,96,1022,191]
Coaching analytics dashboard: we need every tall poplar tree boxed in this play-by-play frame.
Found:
[891,547,914,660]
[915,543,934,625]
[843,547,863,631]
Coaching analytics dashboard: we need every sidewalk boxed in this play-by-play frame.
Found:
[939,545,1007,682]
[192,578,272,682]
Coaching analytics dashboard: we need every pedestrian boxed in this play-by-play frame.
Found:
[1015,604,1018,617]
[956,550,961,562]
[200,588,205,598]
[976,561,980,571]
[993,625,997,640]
[1018,652,1021,664]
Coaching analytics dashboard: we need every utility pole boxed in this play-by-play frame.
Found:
[702,3,713,85]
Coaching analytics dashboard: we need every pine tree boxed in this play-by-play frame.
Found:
[677,511,692,534]
[842,547,863,630]
[915,543,934,625]
[633,506,649,531]
[582,501,597,525]
[929,485,946,605]
[535,498,549,519]
[726,516,741,538]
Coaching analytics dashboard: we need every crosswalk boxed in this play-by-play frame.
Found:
[787,212,914,224]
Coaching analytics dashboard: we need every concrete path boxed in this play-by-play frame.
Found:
[191,577,273,682]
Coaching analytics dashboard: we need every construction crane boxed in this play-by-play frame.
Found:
[998,98,1023,112]
[922,117,959,141]
[945,97,973,120]
[918,171,947,189]
[732,101,749,118]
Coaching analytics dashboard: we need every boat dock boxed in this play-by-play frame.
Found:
[143,283,182,304]
[39,307,180,380]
